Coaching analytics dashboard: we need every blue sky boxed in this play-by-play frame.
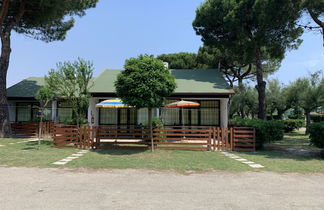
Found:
[7,0,324,87]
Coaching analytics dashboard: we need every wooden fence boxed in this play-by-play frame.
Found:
[52,124,78,148]
[11,121,54,138]
[52,125,256,151]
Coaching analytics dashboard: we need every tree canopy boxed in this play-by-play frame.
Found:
[286,71,324,128]
[157,52,198,69]
[0,0,98,137]
[193,0,303,120]
[303,0,324,46]
[1,0,98,42]
[45,58,94,126]
[266,79,289,119]
[115,55,176,109]
[115,54,176,151]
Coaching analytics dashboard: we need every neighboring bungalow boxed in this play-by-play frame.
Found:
[7,69,234,127]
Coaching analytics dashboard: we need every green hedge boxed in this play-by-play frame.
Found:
[282,119,305,133]
[310,114,324,123]
[307,122,324,148]
[230,118,284,149]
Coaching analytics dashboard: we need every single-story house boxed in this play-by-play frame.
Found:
[7,69,234,127]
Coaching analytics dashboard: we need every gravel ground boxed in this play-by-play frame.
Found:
[1,167,324,210]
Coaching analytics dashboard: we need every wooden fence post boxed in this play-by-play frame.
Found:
[253,128,256,151]
[79,126,82,149]
[213,127,216,151]
[96,126,100,149]
[230,127,233,151]
[207,128,211,151]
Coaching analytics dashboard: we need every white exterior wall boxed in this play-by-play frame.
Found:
[88,97,99,126]
[51,101,58,122]
[220,98,229,128]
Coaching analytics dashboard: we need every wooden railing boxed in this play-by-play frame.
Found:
[52,125,256,151]
[52,124,78,148]
[11,121,54,138]
[232,127,256,151]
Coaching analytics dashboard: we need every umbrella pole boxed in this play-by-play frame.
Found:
[182,107,184,127]
[182,107,186,138]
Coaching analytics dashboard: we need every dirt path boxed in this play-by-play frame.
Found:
[1,167,324,210]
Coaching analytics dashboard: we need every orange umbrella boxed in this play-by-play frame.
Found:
[164,100,200,126]
[165,100,200,108]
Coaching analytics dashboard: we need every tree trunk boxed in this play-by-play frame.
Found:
[305,111,311,134]
[308,9,324,47]
[148,108,153,151]
[238,78,245,118]
[38,116,43,150]
[0,31,11,138]
[254,46,266,120]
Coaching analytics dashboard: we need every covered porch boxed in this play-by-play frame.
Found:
[88,97,229,128]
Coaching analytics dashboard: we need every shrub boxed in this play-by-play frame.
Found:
[144,118,164,128]
[307,122,324,148]
[310,114,324,123]
[282,119,305,133]
[230,118,284,149]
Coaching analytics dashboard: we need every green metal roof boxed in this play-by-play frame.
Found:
[7,77,45,98]
[7,69,234,98]
[90,69,234,94]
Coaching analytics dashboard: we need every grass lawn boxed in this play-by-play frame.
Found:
[237,130,324,173]
[0,138,78,167]
[0,138,250,172]
[1,131,324,173]
[66,148,250,172]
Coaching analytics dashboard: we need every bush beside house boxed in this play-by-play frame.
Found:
[310,114,324,123]
[230,118,284,149]
[282,119,305,132]
[307,122,324,148]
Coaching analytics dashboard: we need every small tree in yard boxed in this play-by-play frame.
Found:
[266,79,290,119]
[45,58,94,127]
[115,55,176,151]
[35,87,54,149]
[287,71,324,131]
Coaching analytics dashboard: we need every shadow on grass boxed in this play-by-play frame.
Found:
[21,140,53,150]
[238,147,324,161]
[92,147,149,156]
[284,132,307,137]
[273,131,311,146]
[91,147,205,156]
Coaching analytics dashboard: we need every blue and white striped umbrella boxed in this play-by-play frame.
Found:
[96,98,133,108]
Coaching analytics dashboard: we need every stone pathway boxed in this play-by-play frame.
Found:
[221,151,264,168]
[52,150,89,165]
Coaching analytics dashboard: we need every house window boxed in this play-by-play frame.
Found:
[161,99,220,126]
[161,100,179,125]
[200,101,220,126]
[16,103,32,121]
[16,102,41,122]
[100,108,117,124]
[57,101,73,123]
[99,107,137,125]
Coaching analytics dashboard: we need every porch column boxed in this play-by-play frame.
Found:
[156,108,160,118]
[51,101,58,122]
[88,97,99,126]
[220,98,229,128]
